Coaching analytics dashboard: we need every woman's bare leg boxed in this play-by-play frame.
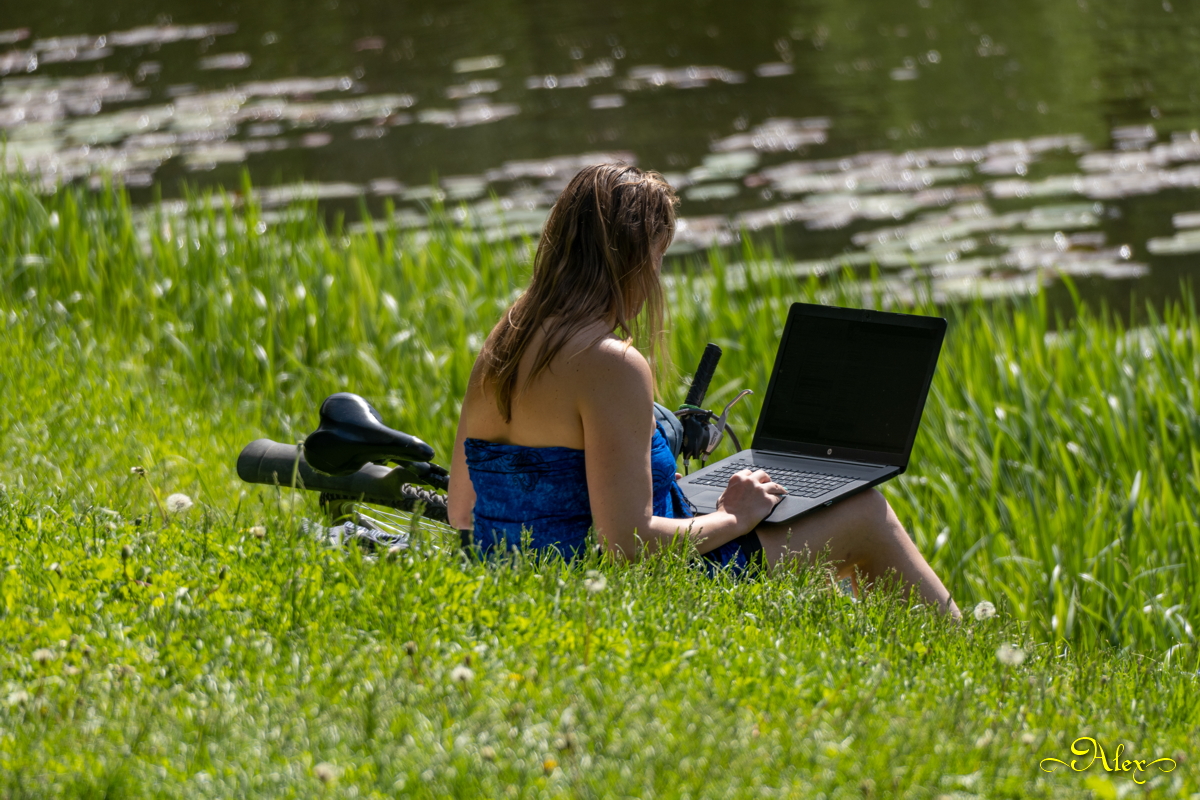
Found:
[756,489,961,619]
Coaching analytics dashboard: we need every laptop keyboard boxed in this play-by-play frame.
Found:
[689,460,855,498]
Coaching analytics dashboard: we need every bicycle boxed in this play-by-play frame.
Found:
[236,344,751,553]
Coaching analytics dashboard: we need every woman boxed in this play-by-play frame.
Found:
[447,163,959,617]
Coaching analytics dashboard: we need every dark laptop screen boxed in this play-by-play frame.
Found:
[756,313,942,455]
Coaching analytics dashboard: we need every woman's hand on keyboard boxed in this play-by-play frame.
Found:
[717,469,787,532]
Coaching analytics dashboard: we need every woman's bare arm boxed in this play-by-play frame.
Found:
[447,367,480,531]
[577,339,783,559]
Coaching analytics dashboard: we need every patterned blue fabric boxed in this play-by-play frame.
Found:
[464,438,591,561]
[465,421,761,574]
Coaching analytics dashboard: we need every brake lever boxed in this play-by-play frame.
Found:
[384,460,449,491]
[704,389,753,457]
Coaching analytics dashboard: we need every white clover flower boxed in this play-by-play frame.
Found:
[166,493,194,513]
[583,570,607,594]
[996,644,1026,666]
[249,525,266,539]
[973,601,997,621]
[450,665,475,684]
[313,763,337,784]
[32,648,54,664]
[7,690,29,706]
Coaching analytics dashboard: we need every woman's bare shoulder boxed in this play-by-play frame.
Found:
[566,331,652,400]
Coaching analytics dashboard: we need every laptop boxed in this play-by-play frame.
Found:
[678,302,946,524]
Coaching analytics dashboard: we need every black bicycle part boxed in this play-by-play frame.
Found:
[317,487,449,526]
[683,343,722,408]
[304,393,435,476]
[236,438,450,523]
[679,409,718,462]
[680,344,722,461]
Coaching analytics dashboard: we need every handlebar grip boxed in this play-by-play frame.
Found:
[683,343,722,408]
[236,439,416,495]
[237,439,308,486]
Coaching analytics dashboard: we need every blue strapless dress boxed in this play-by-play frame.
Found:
[464,420,762,574]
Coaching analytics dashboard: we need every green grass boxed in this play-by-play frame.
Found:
[1,176,1198,796]
[0,501,1195,797]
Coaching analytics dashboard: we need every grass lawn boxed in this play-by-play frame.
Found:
[0,177,1197,796]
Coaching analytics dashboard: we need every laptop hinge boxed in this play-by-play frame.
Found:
[754,448,892,469]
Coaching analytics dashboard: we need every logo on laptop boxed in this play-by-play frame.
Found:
[827,449,832,455]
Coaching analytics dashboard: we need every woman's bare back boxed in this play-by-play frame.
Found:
[457,318,620,450]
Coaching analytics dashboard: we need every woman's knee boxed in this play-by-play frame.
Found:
[841,488,892,527]
[839,489,913,552]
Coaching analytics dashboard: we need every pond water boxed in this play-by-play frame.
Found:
[4,0,1200,310]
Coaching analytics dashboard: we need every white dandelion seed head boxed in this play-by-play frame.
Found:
[583,570,607,594]
[7,690,29,706]
[313,763,337,784]
[449,665,475,684]
[249,525,266,538]
[973,601,997,621]
[996,643,1026,666]
[166,493,194,513]
[32,648,54,664]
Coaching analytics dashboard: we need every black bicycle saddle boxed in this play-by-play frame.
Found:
[304,393,435,476]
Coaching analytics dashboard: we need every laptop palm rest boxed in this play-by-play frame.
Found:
[681,450,896,522]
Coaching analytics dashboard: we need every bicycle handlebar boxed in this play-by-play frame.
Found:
[683,343,722,408]
[236,439,449,522]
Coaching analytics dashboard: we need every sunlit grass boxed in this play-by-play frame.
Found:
[3,175,1198,655]
[1,175,1198,795]
[0,497,1195,797]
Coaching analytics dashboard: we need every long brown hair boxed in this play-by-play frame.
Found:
[478,163,678,421]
